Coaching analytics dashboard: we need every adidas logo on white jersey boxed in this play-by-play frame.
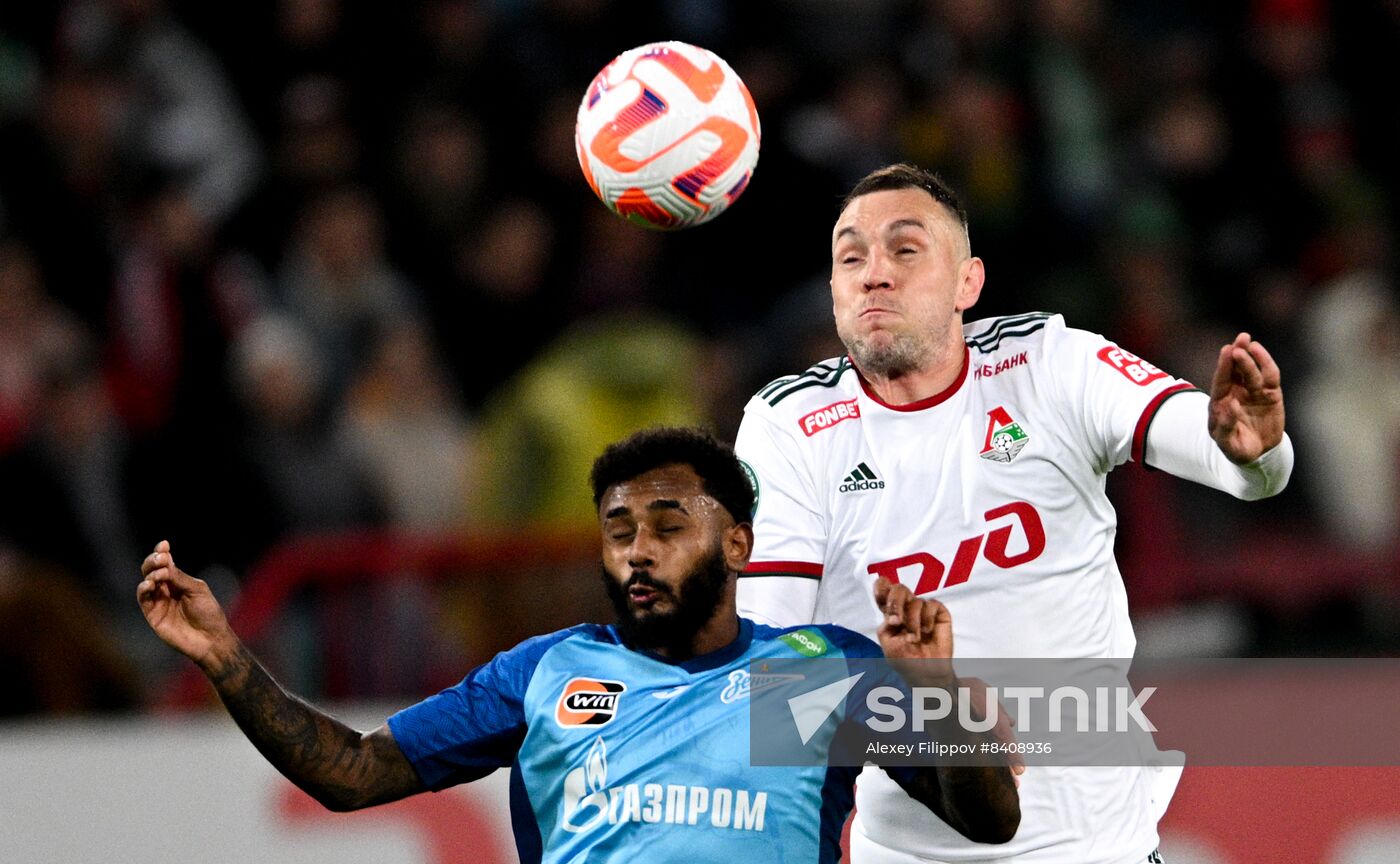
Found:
[838,462,884,493]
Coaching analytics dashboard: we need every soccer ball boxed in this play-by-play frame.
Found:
[575,41,760,230]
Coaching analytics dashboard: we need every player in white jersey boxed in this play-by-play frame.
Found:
[734,164,1293,864]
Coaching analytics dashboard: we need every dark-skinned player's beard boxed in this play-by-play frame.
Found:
[601,543,731,658]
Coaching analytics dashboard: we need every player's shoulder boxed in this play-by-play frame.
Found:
[502,623,619,665]
[751,621,882,659]
[964,312,1125,381]
[962,311,1068,356]
[746,355,858,415]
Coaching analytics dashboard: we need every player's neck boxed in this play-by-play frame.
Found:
[858,336,968,407]
[656,605,741,661]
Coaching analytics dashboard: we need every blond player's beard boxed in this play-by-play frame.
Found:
[841,315,959,379]
[843,330,928,377]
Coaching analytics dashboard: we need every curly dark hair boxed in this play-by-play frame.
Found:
[590,427,754,524]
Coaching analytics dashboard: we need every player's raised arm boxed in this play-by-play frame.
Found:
[137,541,423,811]
[1138,333,1293,499]
[873,579,1020,844]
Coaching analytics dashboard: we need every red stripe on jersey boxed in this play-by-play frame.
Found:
[856,344,970,411]
[1132,382,1199,467]
[743,560,823,577]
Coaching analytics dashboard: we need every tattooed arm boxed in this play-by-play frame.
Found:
[138,541,423,811]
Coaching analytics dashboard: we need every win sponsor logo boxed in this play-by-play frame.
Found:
[556,678,628,728]
[839,462,884,493]
[561,737,768,835]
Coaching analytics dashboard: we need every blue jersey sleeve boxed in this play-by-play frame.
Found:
[814,623,882,661]
[387,626,586,791]
[816,624,926,793]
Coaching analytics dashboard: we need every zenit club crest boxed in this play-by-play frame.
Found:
[979,406,1029,463]
[556,678,628,727]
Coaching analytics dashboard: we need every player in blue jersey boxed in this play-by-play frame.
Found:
[137,426,1019,862]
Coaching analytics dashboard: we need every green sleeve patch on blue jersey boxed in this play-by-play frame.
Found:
[779,629,829,657]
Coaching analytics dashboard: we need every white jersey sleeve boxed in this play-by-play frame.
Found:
[1144,389,1294,500]
[1039,318,1198,472]
[734,391,824,628]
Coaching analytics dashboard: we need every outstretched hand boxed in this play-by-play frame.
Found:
[1208,332,1285,464]
[137,540,236,670]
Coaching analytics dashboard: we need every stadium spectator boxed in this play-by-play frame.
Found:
[1024,0,1116,228]
[387,101,487,285]
[469,313,711,529]
[228,312,380,537]
[338,317,475,530]
[104,177,259,438]
[0,240,86,454]
[0,330,149,611]
[57,0,262,227]
[0,58,126,325]
[242,74,364,254]
[442,196,564,407]
[274,186,422,398]
[1298,267,1400,551]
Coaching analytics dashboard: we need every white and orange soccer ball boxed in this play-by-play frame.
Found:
[575,41,760,229]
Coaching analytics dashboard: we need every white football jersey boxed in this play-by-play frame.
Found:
[736,312,1195,864]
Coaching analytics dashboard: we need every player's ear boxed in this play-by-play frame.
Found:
[722,522,753,574]
[955,257,984,313]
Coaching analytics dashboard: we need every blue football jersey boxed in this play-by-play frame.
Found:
[387,618,915,863]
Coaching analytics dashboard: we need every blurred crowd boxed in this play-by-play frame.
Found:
[1,0,1397,714]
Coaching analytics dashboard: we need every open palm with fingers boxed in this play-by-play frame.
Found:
[1208,332,1285,464]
